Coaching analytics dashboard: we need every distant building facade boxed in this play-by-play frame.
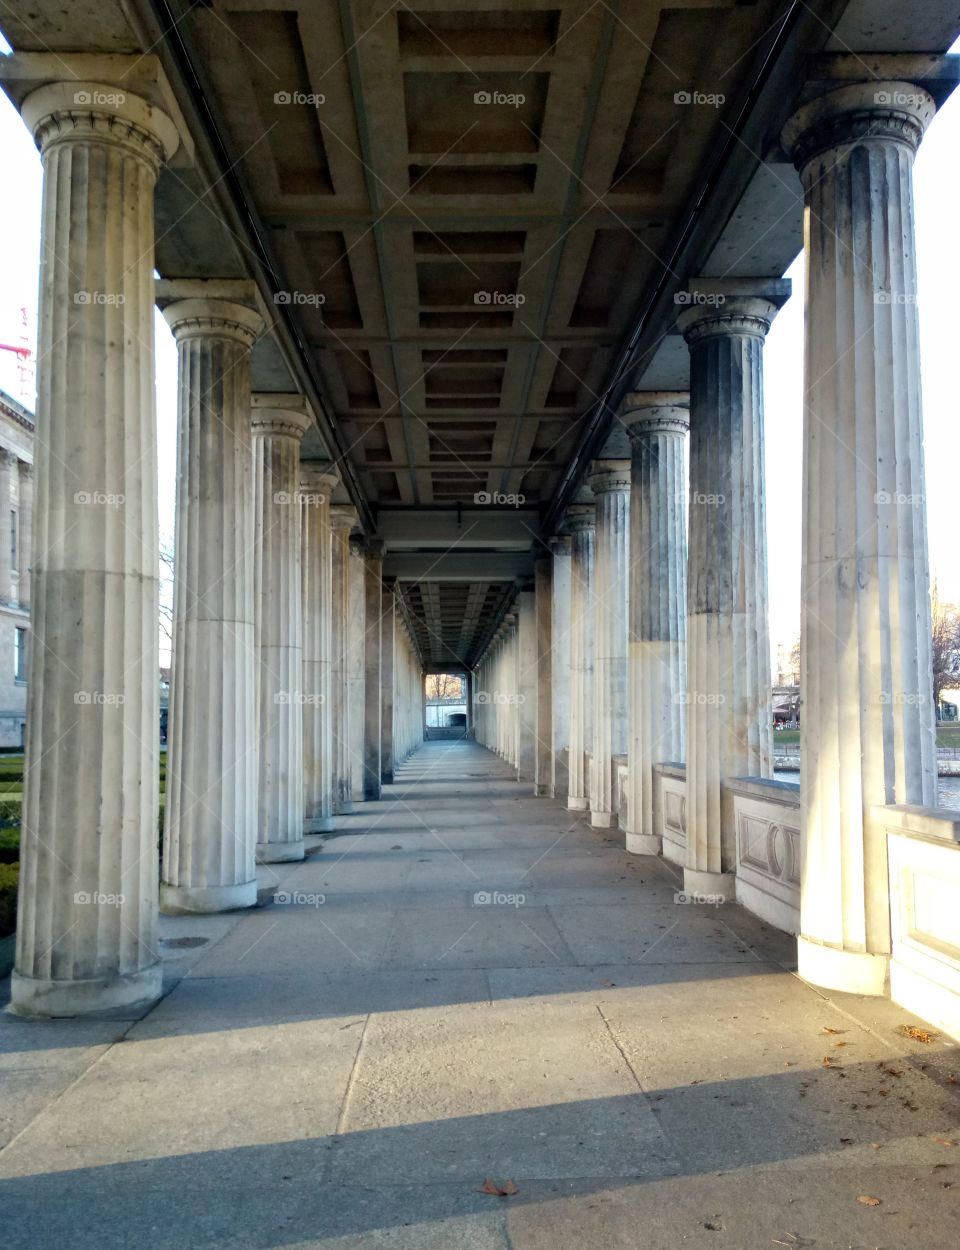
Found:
[0,390,33,748]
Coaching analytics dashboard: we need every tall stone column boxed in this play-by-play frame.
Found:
[516,588,537,783]
[17,461,32,608]
[348,535,367,803]
[8,74,182,1017]
[301,461,339,834]
[622,393,689,855]
[533,557,553,795]
[783,84,938,994]
[678,279,788,899]
[330,505,357,813]
[252,396,312,862]
[588,461,631,829]
[0,451,13,604]
[363,540,384,800]
[159,284,263,914]
[381,579,397,785]
[549,536,572,799]
[566,506,595,811]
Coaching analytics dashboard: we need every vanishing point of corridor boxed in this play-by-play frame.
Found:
[1,741,957,1249]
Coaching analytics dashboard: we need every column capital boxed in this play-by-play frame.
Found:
[299,458,339,495]
[548,534,572,556]
[330,504,359,532]
[251,393,313,441]
[564,503,596,532]
[622,391,689,438]
[588,458,631,495]
[782,81,935,172]
[677,279,791,343]
[364,538,385,561]
[1,63,191,170]
[157,279,264,347]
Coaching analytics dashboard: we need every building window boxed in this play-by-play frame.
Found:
[14,626,27,683]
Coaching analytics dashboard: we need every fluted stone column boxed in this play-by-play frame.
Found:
[566,506,595,811]
[330,506,358,813]
[516,588,537,783]
[622,393,689,855]
[533,557,553,795]
[348,535,367,803]
[159,284,263,914]
[252,396,312,861]
[589,461,630,829]
[9,75,182,1017]
[363,540,384,800]
[678,279,788,900]
[549,536,572,799]
[17,461,32,608]
[301,461,339,834]
[381,579,397,785]
[783,84,938,994]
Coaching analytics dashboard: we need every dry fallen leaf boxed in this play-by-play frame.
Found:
[833,1041,849,1048]
[932,1137,958,1147]
[478,1177,519,1197]
[898,1024,937,1043]
[857,1195,881,1207]
[822,1056,835,1068]
[821,1026,844,1035]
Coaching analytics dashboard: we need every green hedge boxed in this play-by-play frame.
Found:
[0,862,18,939]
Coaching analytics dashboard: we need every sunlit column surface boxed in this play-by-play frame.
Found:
[160,285,263,914]
[549,536,572,799]
[566,506,596,811]
[363,539,384,800]
[252,397,312,861]
[330,506,358,813]
[301,461,339,833]
[622,393,689,855]
[588,461,631,829]
[783,83,938,994]
[9,75,181,1016]
[678,280,787,900]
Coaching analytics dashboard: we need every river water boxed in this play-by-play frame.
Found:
[775,769,960,811]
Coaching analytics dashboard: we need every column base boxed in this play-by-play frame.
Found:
[590,810,617,829]
[625,831,661,856]
[566,796,589,811]
[797,936,889,997]
[8,963,163,1019]
[335,800,355,816]
[160,879,257,915]
[304,816,335,834]
[256,839,305,863]
[682,868,735,902]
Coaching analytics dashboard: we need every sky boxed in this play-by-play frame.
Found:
[0,34,958,661]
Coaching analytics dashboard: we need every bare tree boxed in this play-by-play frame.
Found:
[159,538,175,653]
[424,673,464,701]
[931,581,960,717]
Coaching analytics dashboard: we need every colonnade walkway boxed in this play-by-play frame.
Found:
[2,740,958,1249]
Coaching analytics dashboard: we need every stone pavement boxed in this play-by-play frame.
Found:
[1,740,958,1249]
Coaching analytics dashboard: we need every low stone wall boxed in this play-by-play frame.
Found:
[729,776,801,934]
[880,804,960,1042]
[653,763,687,866]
